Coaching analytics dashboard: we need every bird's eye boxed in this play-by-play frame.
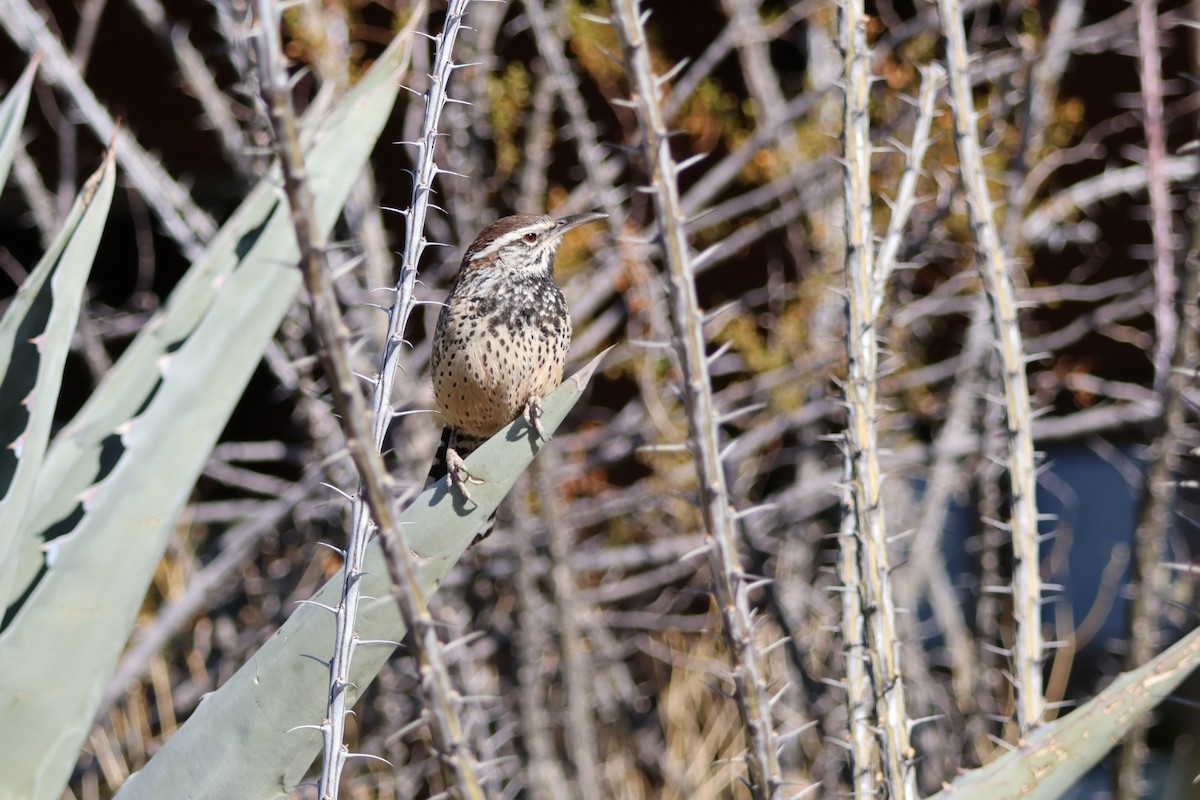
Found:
[523,232,538,244]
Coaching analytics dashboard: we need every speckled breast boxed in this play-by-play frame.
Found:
[431,274,571,438]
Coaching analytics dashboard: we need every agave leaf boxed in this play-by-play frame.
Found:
[115,352,607,800]
[0,56,38,195]
[3,8,422,616]
[0,31,416,800]
[4,38,405,616]
[930,624,1200,800]
[0,180,281,615]
[0,150,115,618]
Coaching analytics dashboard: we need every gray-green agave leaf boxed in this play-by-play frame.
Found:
[115,351,608,800]
[0,29,417,800]
[0,56,37,196]
[931,624,1200,799]
[0,149,115,620]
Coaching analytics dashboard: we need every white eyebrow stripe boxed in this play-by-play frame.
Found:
[467,229,525,262]
[466,222,555,262]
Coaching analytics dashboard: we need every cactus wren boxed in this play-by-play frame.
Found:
[427,212,607,537]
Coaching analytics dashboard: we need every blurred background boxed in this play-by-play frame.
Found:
[0,0,1198,797]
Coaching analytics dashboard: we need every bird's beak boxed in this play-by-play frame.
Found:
[554,212,608,237]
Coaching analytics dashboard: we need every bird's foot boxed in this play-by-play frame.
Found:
[523,396,546,440]
[446,446,485,501]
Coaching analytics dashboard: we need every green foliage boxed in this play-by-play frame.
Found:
[488,62,531,179]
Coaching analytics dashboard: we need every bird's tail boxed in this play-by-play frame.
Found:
[426,426,496,545]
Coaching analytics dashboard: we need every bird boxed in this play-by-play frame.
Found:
[427,211,608,543]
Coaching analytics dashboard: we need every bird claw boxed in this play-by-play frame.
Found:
[445,446,484,501]
[523,396,546,440]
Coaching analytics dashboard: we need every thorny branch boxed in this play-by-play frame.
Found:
[937,0,1046,738]
[838,1,916,795]
[254,3,483,798]
[7,0,1195,795]
[610,2,784,797]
